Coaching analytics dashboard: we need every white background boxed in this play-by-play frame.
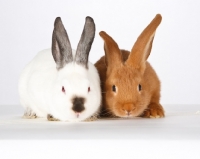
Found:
[1,0,200,105]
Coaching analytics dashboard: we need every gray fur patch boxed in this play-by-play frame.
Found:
[75,16,95,69]
[52,17,73,69]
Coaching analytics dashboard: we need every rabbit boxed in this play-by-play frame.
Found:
[18,16,101,122]
[95,14,164,118]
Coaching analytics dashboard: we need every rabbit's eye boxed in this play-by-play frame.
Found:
[88,87,90,92]
[112,85,116,92]
[62,86,65,93]
[138,84,142,91]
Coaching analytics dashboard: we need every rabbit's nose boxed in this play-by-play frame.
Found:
[72,97,85,113]
[125,110,131,116]
[121,109,133,116]
[122,103,136,116]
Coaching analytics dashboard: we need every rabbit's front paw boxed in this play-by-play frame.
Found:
[140,103,164,118]
[84,113,99,122]
[23,107,37,119]
[47,114,60,121]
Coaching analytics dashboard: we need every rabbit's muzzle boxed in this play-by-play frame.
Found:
[72,97,85,115]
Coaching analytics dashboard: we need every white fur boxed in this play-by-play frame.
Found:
[18,49,101,121]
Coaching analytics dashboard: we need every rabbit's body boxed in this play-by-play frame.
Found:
[95,50,162,118]
[95,14,164,118]
[19,17,101,121]
[19,49,100,121]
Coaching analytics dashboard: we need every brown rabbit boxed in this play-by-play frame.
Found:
[95,14,164,118]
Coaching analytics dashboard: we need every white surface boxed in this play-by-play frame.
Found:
[0,105,200,158]
[1,105,200,140]
[1,0,200,105]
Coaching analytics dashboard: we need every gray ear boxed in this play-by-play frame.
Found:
[75,16,95,69]
[52,17,73,69]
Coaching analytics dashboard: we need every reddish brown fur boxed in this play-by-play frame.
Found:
[95,14,164,118]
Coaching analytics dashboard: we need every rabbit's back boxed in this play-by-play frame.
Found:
[18,49,56,116]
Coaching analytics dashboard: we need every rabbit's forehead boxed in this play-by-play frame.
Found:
[62,76,89,86]
[111,67,141,84]
[58,64,88,79]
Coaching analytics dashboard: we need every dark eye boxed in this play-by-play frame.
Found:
[138,84,142,91]
[88,87,90,92]
[112,85,116,92]
[62,86,65,93]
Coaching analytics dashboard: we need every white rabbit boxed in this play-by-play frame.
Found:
[18,17,101,122]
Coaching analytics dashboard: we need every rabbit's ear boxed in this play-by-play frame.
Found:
[126,14,162,73]
[52,17,73,69]
[99,31,122,73]
[75,16,95,69]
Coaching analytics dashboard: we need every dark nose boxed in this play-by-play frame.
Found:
[72,97,85,113]
[126,111,131,116]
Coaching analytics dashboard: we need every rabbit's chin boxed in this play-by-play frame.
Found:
[54,114,88,122]
[114,112,140,118]
[112,106,145,118]
[51,108,96,122]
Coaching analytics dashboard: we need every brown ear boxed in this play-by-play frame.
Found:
[126,14,162,73]
[99,31,122,72]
